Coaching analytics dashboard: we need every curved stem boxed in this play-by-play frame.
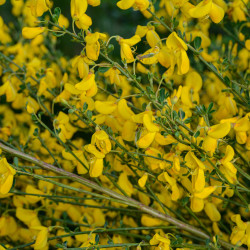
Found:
[0,142,245,250]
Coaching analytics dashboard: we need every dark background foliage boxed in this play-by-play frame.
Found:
[0,0,148,57]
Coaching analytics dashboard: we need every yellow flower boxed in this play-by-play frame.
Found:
[189,0,225,23]
[150,233,171,250]
[137,129,156,148]
[0,79,17,102]
[230,0,248,22]
[54,112,77,142]
[204,202,221,222]
[118,172,134,196]
[117,0,149,11]
[88,0,101,6]
[84,144,105,177]
[136,25,162,48]
[104,68,122,85]
[91,130,111,154]
[0,215,17,237]
[230,214,248,246]
[85,32,106,61]
[75,72,95,90]
[191,186,217,212]
[117,99,135,120]
[0,158,16,195]
[166,32,189,75]
[219,145,237,184]
[22,27,45,39]
[26,97,40,114]
[29,0,50,17]
[159,172,181,201]
[16,207,41,227]
[71,0,92,29]
[119,35,141,63]
[221,113,250,145]
[32,226,48,250]
[138,173,148,188]
[203,122,231,155]
[137,46,160,65]
[95,100,117,115]
[0,0,6,5]
[72,54,93,79]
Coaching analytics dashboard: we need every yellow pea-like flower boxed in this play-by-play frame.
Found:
[85,32,106,61]
[204,202,221,222]
[0,79,17,102]
[166,32,189,75]
[0,0,6,5]
[138,173,148,188]
[202,135,217,156]
[117,0,149,11]
[71,0,88,18]
[89,157,104,177]
[191,186,217,212]
[30,0,49,17]
[119,35,141,63]
[143,113,159,132]
[189,0,224,23]
[137,129,156,148]
[122,120,137,141]
[155,132,177,145]
[141,214,162,226]
[16,207,40,227]
[22,27,45,39]
[150,233,170,247]
[173,155,180,172]
[91,130,111,154]
[95,100,117,115]
[25,185,44,204]
[32,226,48,250]
[207,122,231,139]
[75,72,96,91]
[0,158,16,195]
[84,144,105,159]
[118,172,134,197]
[117,99,135,120]
[104,68,122,85]
[146,27,162,48]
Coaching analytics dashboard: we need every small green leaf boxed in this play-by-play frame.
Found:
[83,102,88,112]
[86,110,92,119]
[52,7,61,23]
[98,67,110,73]
[194,36,202,50]
[224,76,231,87]
[193,130,200,138]
[178,109,185,120]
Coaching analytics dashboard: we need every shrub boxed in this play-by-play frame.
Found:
[0,0,249,249]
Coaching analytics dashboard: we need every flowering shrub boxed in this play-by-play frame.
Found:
[0,0,249,249]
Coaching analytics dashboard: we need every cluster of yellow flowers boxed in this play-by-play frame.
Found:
[0,0,249,249]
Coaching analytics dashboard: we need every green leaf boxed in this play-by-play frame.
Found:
[33,128,39,136]
[224,76,231,87]
[207,102,214,113]
[83,102,88,112]
[98,67,110,73]
[193,130,200,138]
[158,88,166,104]
[86,110,92,119]
[194,36,202,50]
[178,109,185,120]
[52,7,61,23]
